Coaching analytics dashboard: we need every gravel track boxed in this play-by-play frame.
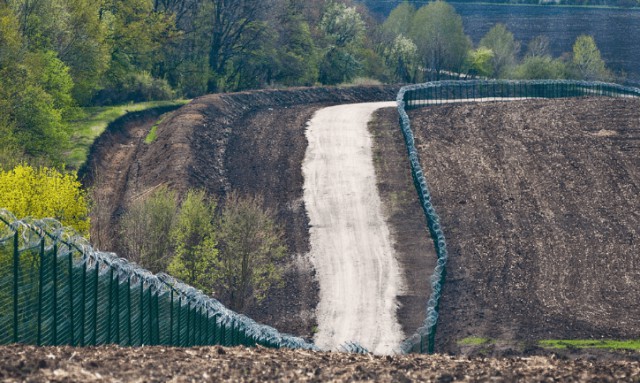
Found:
[303,102,403,354]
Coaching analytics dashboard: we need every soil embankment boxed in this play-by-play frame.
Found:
[81,86,400,338]
[1,344,638,382]
[399,98,640,354]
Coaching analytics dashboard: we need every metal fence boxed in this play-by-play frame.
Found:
[0,209,316,350]
[397,80,640,354]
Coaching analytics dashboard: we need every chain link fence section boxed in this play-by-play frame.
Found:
[396,80,640,354]
[0,209,317,350]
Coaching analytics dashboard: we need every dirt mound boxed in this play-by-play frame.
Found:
[401,98,640,354]
[2,344,638,382]
[81,86,400,338]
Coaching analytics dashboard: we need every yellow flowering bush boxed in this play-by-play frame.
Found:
[0,165,89,235]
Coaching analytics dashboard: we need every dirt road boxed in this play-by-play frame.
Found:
[303,102,403,354]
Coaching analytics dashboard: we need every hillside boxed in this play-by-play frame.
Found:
[81,86,400,338]
[400,97,640,354]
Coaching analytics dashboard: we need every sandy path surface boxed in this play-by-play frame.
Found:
[303,102,402,354]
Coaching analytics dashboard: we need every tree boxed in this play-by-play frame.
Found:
[466,47,494,77]
[318,1,366,85]
[8,0,110,104]
[526,35,550,58]
[0,5,73,163]
[0,165,90,234]
[381,2,415,40]
[167,190,217,293]
[409,1,471,77]
[272,7,318,86]
[215,192,286,312]
[571,35,611,81]
[119,186,178,272]
[206,0,272,92]
[513,55,567,79]
[384,34,419,82]
[479,23,519,78]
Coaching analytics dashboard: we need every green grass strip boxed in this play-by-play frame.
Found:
[66,100,189,169]
[458,337,495,346]
[144,117,165,144]
[539,339,640,351]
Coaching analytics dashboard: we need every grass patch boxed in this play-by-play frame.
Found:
[458,337,495,346]
[539,339,640,351]
[144,116,165,144]
[66,100,189,169]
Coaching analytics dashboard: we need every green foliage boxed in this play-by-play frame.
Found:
[274,17,319,87]
[67,100,188,169]
[320,1,366,48]
[317,1,368,85]
[539,339,640,350]
[0,165,89,234]
[466,47,495,77]
[98,0,177,103]
[409,1,471,75]
[384,34,419,83]
[512,55,568,79]
[458,337,495,346]
[94,71,175,105]
[479,24,520,78]
[216,193,286,312]
[144,117,164,144]
[571,35,612,81]
[381,2,415,39]
[167,190,218,294]
[319,46,362,85]
[119,186,178,273]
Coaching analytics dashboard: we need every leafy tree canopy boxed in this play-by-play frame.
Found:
[0,165,90,234]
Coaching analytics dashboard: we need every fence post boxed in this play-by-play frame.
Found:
[127,276,132,346]
[68,251,74,345]
[52,243,58,345]
[139,279,144,346]
[169,290,174,345]
[107,267,113,344]
[115,270,120,345]
[13,232,18,343]
[37,239,45,345]
[147,284,152,344]
[80,258,86,346]
[177,296,182,346]
[93,260,99,345]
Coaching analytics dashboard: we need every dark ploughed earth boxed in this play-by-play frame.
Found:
[1,344,638,382]
[399,98,640,355]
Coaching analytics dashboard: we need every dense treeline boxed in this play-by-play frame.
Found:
[0,0,615,167]
[379,1,612,83]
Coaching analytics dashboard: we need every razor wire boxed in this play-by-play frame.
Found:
[397,79,640,354]
[0,208,317,350]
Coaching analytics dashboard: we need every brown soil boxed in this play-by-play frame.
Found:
[1,344,638,382]
[81,86,400,338]
[400,98,640,354]
[369,108,437,339]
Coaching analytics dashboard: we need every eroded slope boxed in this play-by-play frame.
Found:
[82,86,400,337]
